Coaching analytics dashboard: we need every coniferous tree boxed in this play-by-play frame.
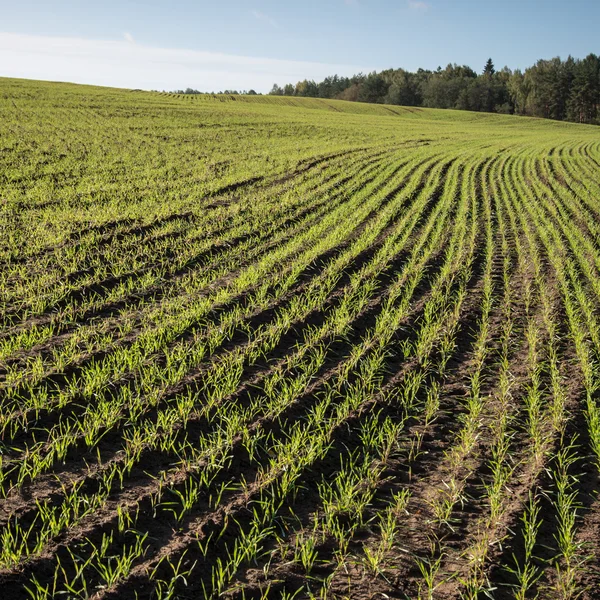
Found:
[568,53,600,123]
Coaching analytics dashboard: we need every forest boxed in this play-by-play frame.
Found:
[268,55,600,124]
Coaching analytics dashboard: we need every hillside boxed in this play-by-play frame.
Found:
[1,77,600,599]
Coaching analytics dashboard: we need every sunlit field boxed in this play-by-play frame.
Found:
[1,78,600,599]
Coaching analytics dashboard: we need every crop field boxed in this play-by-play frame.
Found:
[2,78,600,600]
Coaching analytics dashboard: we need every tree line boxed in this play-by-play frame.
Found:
[269,54,600,124]
[171,87,259,95]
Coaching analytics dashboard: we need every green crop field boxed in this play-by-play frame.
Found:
[1,77,600,600]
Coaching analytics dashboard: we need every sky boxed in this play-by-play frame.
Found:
[1,0,598,93]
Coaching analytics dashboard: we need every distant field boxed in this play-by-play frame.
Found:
[2,78,600,599]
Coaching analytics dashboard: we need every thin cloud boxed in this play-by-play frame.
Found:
[251,10,278,28]
[123,31,135,43]
[407,1,430,10]
[0,32,365,93]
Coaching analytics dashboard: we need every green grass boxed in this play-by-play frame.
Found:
[1,77,600,600]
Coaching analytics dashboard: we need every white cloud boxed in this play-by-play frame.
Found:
[123,31,135,44]
[0,32,365,92]
[407,1,429,10]
[251,10,278,28]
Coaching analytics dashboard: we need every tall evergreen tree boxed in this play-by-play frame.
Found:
[483,58,495,77]
[568,53,600,123]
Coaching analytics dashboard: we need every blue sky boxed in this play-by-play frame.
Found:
[1,0,598,92]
